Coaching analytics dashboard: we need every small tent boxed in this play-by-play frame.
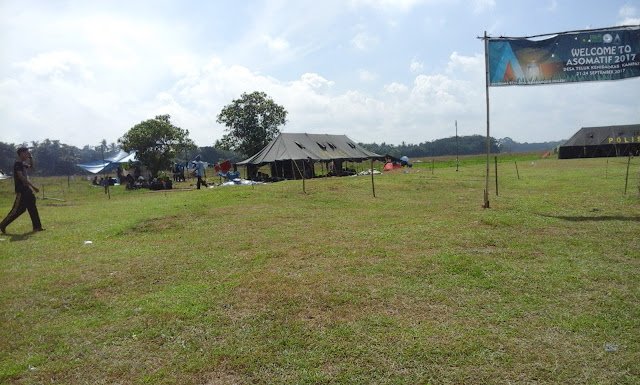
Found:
[236,133,383,180]
[558,124,640,159]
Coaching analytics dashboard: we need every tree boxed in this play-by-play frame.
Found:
[198,146,242,163]
[119,115,194,178]
[216,91,287,157]
[28,139,80,176]
[0,141,17,175]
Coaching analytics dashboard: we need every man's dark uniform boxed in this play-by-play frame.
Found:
[0,160,42,232]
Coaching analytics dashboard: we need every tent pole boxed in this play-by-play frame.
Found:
[302,161,306,194]
[370,158,376,198]
[483,30,490,208]
[185,148,189,183]
[494,156,499,196]
[100,143,110,200]
[624,155,631,194]
[292,160,306,194]
[455,120,459,172]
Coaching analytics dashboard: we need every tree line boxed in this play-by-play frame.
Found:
[360,135,500,158]
[360,136,562,159]
[1,134,559,177]
[0,138,240,177]
[0,91,281,177]
[0,90,561,177]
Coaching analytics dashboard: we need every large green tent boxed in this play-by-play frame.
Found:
[236,133,383,180]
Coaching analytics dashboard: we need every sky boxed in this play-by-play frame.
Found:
[1,0,639,148]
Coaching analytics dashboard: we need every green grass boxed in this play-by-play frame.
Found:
[1,156,639,384]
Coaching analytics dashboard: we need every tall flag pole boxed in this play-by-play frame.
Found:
[483,30,491,208]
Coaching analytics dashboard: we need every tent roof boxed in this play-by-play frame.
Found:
[76,150,137,174]
[561,124,640,147]
[237,133,382,166]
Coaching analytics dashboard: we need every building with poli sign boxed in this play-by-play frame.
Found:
[558,124,640,159]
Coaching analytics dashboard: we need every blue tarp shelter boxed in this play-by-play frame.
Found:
[76,150,137,174]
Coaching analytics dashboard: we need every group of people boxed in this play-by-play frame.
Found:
[0,152,215,235]
[173,163,186,182]
[91,175,117,186]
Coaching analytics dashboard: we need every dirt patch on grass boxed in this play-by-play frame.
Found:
[202,367,245,385]
[124,214,186,234]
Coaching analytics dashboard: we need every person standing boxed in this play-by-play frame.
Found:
[116,165,124,184]
[194,155,208,189]
[0,147,44,234]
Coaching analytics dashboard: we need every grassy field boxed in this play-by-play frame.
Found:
[1,155,639,384]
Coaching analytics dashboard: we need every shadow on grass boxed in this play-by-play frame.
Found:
[538,214,640,222]
[0,229,46,242]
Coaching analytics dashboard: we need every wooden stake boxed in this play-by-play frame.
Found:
[371,158,376,198]
[494,156,499,196]
[624,155,631,194]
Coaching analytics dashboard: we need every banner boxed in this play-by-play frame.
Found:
[488,26,640,86]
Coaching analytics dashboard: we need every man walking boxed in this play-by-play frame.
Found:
[194,155,208,189]
[0,147,44,234]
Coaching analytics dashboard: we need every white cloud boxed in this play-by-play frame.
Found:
[618,5,640,25]
[147,53,489,145]
[446,52,484,75]
[351,30,379,51]
[0,59,141,146]
[619,4,636,17]
[358,69,378,82]
[166,54,200,77]
[300,73,335,89]
[16,51,93,81]
[349,0,428,12]
[1,0,639,148]
[472,0,496,13]
[384,82,409,94]
[409,58,424,74]
[262,35,291,52]
[3,38,639,148]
